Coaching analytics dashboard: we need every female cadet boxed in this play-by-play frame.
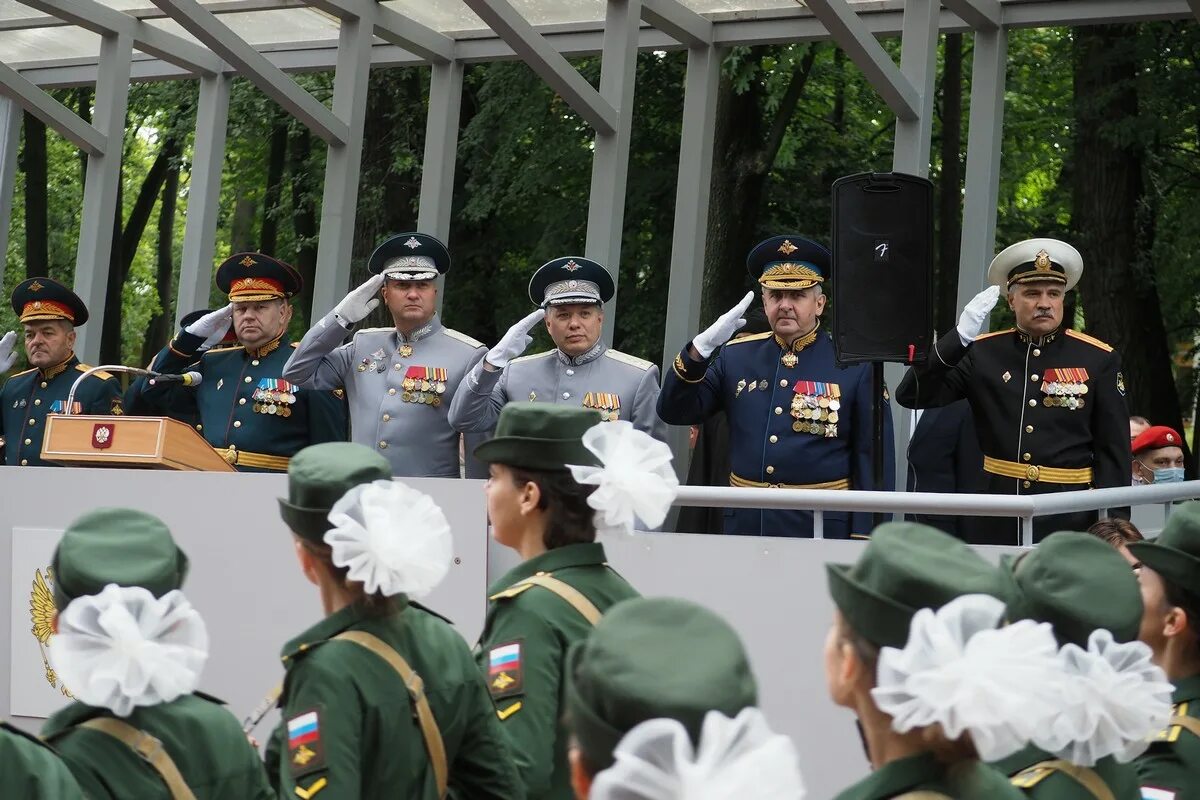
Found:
[39,507,273,799]
[823,521,1063,800]
[0,722,84,798]
[270,441,523,800]
[473,404,679,799]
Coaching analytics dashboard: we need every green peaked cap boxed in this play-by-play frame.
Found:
[1003,531,1141,646]
[1129,501,1200,606]
[279,442,392,542]
[826,522,1010,648]
[52,507,188,609]
[473,403,602,471]
[564,597,758,772]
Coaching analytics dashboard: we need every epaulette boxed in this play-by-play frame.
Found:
[489,583,536,602]
[205,343,245,354]
[725,331,773,346]
[192,689,228,706]
[1009,765,1056,788]
[1150,702,1193,744]
[281,638,331,663]
[291,342,299,349]
[75,363,113,381]
[1065,329,1114,352]
[604,349,653,371]
[973,328,1014,342]
[442,328,486,349]
[356,327,395,333]
[510,350,554,366]
[11,367,36,377]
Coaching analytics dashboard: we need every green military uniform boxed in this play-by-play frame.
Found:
[826,523,1027,800]
[1,277,122,466]
[1129,503,1200,800]
[39,507,273,799]
[472,404,641,799]
[0,720,84,798]
[271,442,525,800]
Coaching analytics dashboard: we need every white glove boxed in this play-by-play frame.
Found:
[0,331,17,373]
[185,304,234,347]
[333,274,384,328]
[487,309,545,369]
[957,285,1000,346]
[694,292,754,358]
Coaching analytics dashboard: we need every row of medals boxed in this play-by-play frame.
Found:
[401,377,446,407]
[253,390,295,417]
[1043,381,1087,410]
[791,393,840,438]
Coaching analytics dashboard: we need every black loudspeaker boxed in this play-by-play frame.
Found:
[830,172,933,365]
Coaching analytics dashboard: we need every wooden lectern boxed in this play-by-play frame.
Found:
[40,415,236,471]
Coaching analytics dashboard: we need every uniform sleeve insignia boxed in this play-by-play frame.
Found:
[1117,371,1126,396]
[110,397,123,415]
[488,640,524,701]
[287,708,326,779]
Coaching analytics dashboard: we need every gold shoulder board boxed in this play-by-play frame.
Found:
[489,583,536,601]
[75,364,113,380]
[973,328,1015,342]
[1065,329,1114,352]
[725,331,774,347]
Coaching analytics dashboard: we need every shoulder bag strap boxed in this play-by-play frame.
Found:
[515,573,603,625]
[1025,759,1116,800]
[78,717,198,800]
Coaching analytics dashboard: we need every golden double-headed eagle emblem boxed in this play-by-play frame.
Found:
[30,567,72,697]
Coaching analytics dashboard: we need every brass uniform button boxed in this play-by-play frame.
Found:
[774,407,782,415]
[1028,399,1037,407]
[769,435,778,443]
[1022,453,1031,462]
[1026,425,1034,433]
[233,421,242,428]
[766,466,775,475]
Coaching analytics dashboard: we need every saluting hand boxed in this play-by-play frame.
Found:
[334,274,385,328]
[956,285,1000,346]
[486,308,546,369]
[693,291,755,358]
[0,330,16,373]
[185,304,234,349]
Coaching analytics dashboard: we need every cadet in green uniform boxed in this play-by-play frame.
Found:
[994,532,1172,798]
[824,522,1044,800]
[39,507,273,799]
[0,277,123,466]
[473,404,678,799]
[144,253,347,472]
[270,442,524,800]
[0,720,84,798]
[1129,502,1200,799]
[563,596,804,799]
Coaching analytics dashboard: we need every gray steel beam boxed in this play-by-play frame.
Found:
[18,0,224,75]
[0,63,106,153]
[0,98,20,290]
[941,0,1001,29]
[417,59,465,316]
[73,32,133,362]
[957,27,1007,310]
[803,0,920,121]
[177,73,231,317]
[891,0,939,176]
[462,0,618,135]
[641,0,712,46]
[586,0,641,345]
[150,0,349,145]
[306,0,456,63]
[1187,0,1200,20]
[311,13,373,319]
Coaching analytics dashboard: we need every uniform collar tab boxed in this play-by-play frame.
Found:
[397,315,441,344]
[1015,326,1060,346]
[40,353,77,380]
[557,339,606,366]
[774,321,821,353]
[245,333,286,359]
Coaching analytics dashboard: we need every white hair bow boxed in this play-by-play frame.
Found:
[568,421,679,536]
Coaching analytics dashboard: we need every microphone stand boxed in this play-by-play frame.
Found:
[64,365,156,415]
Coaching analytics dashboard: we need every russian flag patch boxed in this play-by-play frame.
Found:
[287,708,326,778]
[488,640,524,701]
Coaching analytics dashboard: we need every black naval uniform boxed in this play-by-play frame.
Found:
[897,326,1129,544]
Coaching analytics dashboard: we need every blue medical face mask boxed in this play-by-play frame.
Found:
[1143,464,1185,484]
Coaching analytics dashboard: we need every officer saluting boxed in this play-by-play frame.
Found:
[657,236,893,538]
[448,258,664,440]
[145,253,346,473]
[896,238,1130,544]
[0,277,123,467]
[283,232,488,477]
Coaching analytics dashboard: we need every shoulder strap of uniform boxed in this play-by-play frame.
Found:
[442,327,486,349]
[725,331,773,347]
[1065,329,1114,352]
[509,350,554,366]
[77,718,198,800]
[11,367,36,377]
[1150,702,1198,744]
[1168,711,1200,740]
[511,573,603,626]
[604,349,653,371]
[333,630,448,799]
[1010,759,1115,800]
[74,363,113,380]
[973,328,1014,342]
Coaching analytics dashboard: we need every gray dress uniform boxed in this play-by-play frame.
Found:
[283,313,487,478]
[448,340,666,441]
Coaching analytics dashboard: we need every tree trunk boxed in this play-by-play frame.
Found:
[98,177,125,365]
[22,112,48,279]
[1072,26,1187,463]
[288,126,318,328]
[142,156,180,366]
[230,197,258,253]
[260,113,288,255]
[936,34,964,334]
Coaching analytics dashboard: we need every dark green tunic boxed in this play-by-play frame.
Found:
[994,743,1141,798]
[833,751,1027,800]
[475,542,640,800]
[1136,673,1200,800]
[0,720,85,798]
[267,599,524,800]
[40,693,273,799]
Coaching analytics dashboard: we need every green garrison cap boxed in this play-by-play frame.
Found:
[826,522,1010,649]
[278,442,392,542]
[51,508,189,609]
[473,403,602,471]
[1129,501,1200,606]
[564,597,758,772]
[1003,531,1142,646]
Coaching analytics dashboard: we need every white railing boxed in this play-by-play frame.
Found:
[673,481,1200,546]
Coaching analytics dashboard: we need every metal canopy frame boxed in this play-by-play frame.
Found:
[0,0,1193,483]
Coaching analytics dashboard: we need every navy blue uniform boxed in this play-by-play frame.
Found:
[658,327,894,538]
[0,356,123,466]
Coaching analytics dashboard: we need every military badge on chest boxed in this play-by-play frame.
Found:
[791,381,841,437]
[1041,368,1089,410]
[582,391,621,421]
[401,366,447,406]
[356,348,388,373]
[252,378,298,417]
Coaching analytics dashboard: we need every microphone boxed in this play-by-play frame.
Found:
[149,371,203,387]
[65,365,156,415]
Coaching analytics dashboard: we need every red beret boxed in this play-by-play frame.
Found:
[1132,425,1184,455]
